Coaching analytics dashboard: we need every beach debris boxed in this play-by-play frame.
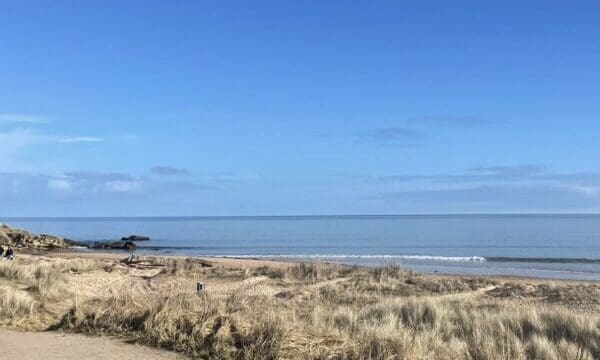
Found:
[121,235,150,241]
[197,282,205,292]
[121,255,213,270]
[121,256,212,278]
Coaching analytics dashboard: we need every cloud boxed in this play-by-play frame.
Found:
[58,136,103,143]
[63,171,134,182]
[47,179,73,192]
[150,165,190,176]
[0,128,46,148]
[149,180,215,192]
[377,164,597,185]
[362,164,600,212]
[356,127,422,146]
[1,167,249,203]
[0,114,47,124]
[0,128,50,169]
[409,116,497,127]
[0,128,106,170]
[197,171,255,184]
[377,184,600,211]
[0,168,230,208]
[102,180,143,193]
[468,164,547,176]
[46,172,142,194]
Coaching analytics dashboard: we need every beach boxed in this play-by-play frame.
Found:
[8,215,600,281]
[5,1,600,358]
[1,249,600,359]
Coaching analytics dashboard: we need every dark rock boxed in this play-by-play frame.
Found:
[121,235,150,241]
[91,240,137,250]
[64,238,89,247]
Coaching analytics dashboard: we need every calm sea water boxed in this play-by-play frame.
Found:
[4,215,600,280]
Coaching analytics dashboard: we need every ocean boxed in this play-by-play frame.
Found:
[4,215,600,280]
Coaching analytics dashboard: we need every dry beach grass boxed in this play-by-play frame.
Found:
[1,254,600,359]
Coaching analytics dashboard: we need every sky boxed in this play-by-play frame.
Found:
[1,1,600,216]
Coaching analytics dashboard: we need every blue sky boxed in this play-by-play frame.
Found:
[1,1,600,216]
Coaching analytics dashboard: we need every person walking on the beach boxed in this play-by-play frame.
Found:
[5,247,14,261]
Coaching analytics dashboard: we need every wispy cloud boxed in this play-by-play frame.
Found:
[361,164,600,211]
[197,171,256,184]
[1,167,245,203]
[356,127,423,146]
[48,171,141,194]
[150,165,190,176]
[409,116,497,127]
[0,113,47,124]
[0,128,49,169]
[102,180,143,193]
[0,128,105,169]
[379,164,551,184]
[377,184,600,211]
[58,136,103,143]
[0,128,46,147]
[47,178,73,192]
[468,164,547,176]
[63,171,135,182]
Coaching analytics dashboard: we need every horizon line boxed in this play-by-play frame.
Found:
[2,213,600,219]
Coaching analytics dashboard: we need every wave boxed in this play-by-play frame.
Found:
[208,254,488,262]
[132,246,600,264]
[205,254,600,264]
[485,257,600,264]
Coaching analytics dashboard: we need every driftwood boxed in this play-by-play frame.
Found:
[121,255,213,270]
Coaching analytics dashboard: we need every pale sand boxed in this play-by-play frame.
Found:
[48,250,292,268]
[48,250,595,284]
[0,329,182,360]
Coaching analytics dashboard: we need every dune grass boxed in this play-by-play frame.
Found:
[0,285,37,317]
[1,257,599,359]
[56,285,600,359]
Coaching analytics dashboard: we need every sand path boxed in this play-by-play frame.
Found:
[435,285,498,301]
[0,329,182,360]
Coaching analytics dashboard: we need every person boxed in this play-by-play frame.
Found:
[5,247,14,261]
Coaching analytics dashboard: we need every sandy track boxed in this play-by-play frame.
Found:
[0,329,182,360]
[435,285,498,301]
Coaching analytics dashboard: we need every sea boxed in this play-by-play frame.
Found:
[4,215,600,280]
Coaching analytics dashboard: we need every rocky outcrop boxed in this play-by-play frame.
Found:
[91,240,136,250]
[121,235,150,241]
[0,224,69,249]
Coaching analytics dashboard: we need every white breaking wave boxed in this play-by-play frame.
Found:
[208,254,487,262]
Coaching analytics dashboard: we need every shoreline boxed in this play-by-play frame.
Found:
[42,249,600,285]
